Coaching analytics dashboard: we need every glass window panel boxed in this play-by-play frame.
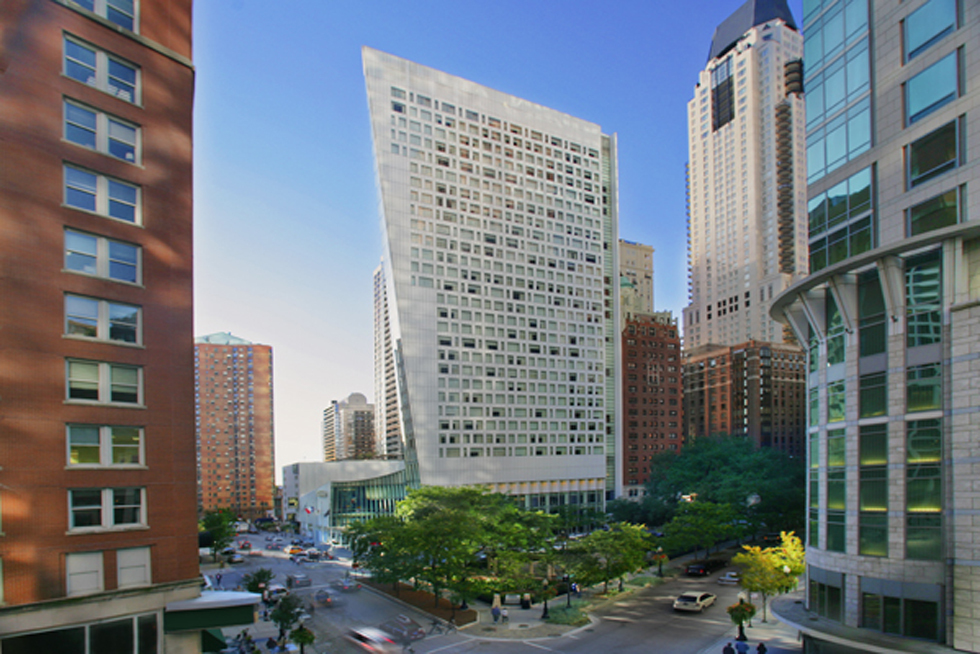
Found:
[907,52,958,124]
[862,593,882,629]
[810,237,827,272]
[828,429,846,467]
[827,122,848,172]
[108,59,137,102]
[859,513,888,556]
[108,241,138,283]
[107,179,138,222]
[906,252,943,348]
[109,302,138,343]
[906,0,957,60]
[68,361,100,400]
[826,510,846,551]
[904,599,939,640]
[828,227,849,266]
[809,193,827,237]
[883,596,902,633]
[112,427,141,464]
[909,121,957,187]
[908,465,942,512]
[849,166,872,214]
[845,0,868,41]
[860,372,887,417]
[2,627,86,654]
[907,514,942,559]
[850,216,872,256]
[907,363,942,413]
[827,180,849,227]
[808,134,826,183]
[809,387,820,427]
[65,231,98,275]
[827,470,846,509]
[846,41,870,97]
[860,424,888,465]
[827,583,843,621]
[65,102,97,149]
[70,489,103,527]
[139,614,159,654]
[69,425,101,464]
[65,167,98,212]
[66,295,99,337]
[65,39,97,86]
[823,5,845,61]
[106,0,136,31]
[847,101,871,157]
[806,77,825,128]
[828,381,846,422]
[90,619,134,654]
[908,418,942,463]
[909,188,958,236]
[809,508,819,546]
[110,365,139,403]
[108,119,137,162]
[860,469,888,511]
[112,487,142,524]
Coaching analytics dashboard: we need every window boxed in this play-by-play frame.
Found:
[827,381,846,423]
[826,294,845,366]
[63,35,139,103]
[908,120,958,187]
[117,547,151,588]
[69,0,137,31]
[65,294,140,344]
[905,0,957,60]
[810,578,843,621]
[826,428,846,552]
[859,424,888,556]
[907,363,942,412]
[908,187,960,236]
[66,551,103,595]
[809,167,873,272]
[65,229,141,284]
[907,51,958,124]
[66,360,142,405]
[907,419,942,560]
[64,100,139,163]
[906,251,942,347]
[858,271,886,356]
[69,488,145,531]
[64,164,140,223]
[859,372,887,418]
[67,424,143,466]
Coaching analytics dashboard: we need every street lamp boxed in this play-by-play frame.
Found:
[563,574,571,609]
[656,546,664,577]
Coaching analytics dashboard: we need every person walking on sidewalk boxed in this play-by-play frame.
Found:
[723,643,735,654]
[491,606,501,624]
[735,641,750,654]
[756,644,768,654]
[501,608,509,624]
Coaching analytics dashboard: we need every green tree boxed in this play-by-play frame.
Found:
[200,508,237,563]
[732,531,805,622]
[241,567,274,594]
[568,523,651,593]
[645,437,805,534]
[290,625,315,654]
[270,593,303,640]
[663,501,735,559]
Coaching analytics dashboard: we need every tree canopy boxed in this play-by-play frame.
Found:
[644,437,805,533]
[200,508,237,562]
[732,531,805,622]
[567,523,652,592]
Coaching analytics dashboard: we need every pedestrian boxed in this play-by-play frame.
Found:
[266,636,277,651]
[735,641,750,654]
[756,643,768,654]
[501,608,509,624]
[215,573,223,588]
[491,606,501,624]
[723,643,735,654]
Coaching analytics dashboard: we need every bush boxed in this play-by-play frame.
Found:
[545,604,589,626]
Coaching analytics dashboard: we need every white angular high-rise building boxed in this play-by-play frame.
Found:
[373,262,402,459]
[683,0,809,348]
[364,47,621,509]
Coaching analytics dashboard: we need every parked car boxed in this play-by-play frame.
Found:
[344,627,399,653]
[266,543,282,551]
[286,574,312,588]
[685,559,727,576]
[673,592,717,612]
[379,614,426,642]
[226,553,244,564]
[718,571,741,585]
[332,578,362,592]
[220,546,236,556]
[238,540,252,550]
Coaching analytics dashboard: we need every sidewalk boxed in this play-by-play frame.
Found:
[698,614,802,654]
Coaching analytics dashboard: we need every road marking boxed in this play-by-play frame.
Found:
[524,642,557,651]
[602,616,636,623]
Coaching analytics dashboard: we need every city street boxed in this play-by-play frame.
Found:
[208,537,801,654]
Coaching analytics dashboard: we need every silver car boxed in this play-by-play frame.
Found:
[673,591,717,612]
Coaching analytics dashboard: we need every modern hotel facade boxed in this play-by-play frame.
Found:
[364,47,621,508]
[771,0,980,650]
[684,0,809,349]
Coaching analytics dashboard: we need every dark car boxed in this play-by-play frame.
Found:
[686,559,727,576]
[332,578,363,592]
[286,574,312,588]
[314,589,339,607]
[379,614,426,642]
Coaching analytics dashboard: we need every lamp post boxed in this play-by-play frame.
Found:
[563,574,571,609]
[656,546,664,577]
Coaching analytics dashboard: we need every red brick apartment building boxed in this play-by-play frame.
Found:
[682,340,806,456]
[0,2,240,651]
[622,312,682,497]
[195,334,275,521]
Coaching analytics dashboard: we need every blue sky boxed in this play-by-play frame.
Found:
[192,0,804,474]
